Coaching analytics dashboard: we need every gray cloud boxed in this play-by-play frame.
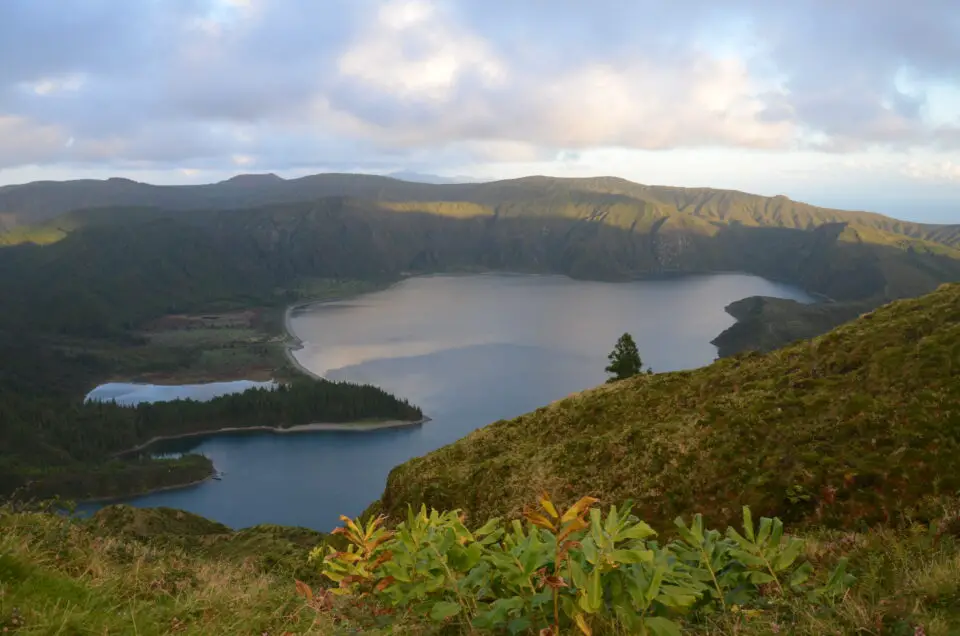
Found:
[0,0,958,174]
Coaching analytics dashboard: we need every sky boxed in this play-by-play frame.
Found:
[0,0,958,222]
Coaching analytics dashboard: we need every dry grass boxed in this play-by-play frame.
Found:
[0,509,336,634]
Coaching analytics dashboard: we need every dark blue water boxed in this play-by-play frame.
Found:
[82,274,813,530]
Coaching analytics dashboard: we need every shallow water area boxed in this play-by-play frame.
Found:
[85,380,277,406]
[82,273,813,530]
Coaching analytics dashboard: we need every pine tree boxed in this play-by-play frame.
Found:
[605,332,643,382]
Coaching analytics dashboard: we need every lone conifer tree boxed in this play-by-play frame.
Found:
[605,332,642,382]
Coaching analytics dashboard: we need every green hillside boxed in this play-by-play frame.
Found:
[0,504,343,634]
[377,283,960,533]
[3,175,958,358]
[2,173,958,250]
[3,197,959,342]
[710,296,882,357]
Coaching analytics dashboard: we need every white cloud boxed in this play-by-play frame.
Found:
[337,0,505,101]
[1,0,959,221]
[903,159,960,182]
[22,73,86,96]
[0,115,68,167]
[517,56,795,150]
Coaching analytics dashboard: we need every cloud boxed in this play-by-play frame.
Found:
[0,0,958,178]
[903,159,960,182]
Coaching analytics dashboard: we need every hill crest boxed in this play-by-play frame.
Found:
[1,172,957,251]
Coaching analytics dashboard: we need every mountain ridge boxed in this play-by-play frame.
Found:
[2,172,957,251]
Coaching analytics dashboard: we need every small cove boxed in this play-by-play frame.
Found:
[79,273,813,530]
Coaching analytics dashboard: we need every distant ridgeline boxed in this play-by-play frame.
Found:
[1,176,959,341]
[0,174,958,500]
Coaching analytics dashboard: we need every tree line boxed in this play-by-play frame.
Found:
[0,379,421,500]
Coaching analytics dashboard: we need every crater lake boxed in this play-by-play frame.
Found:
[87,273,813,529]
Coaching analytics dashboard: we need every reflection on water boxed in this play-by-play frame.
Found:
[85,273,813,530]
[85,380,276,406]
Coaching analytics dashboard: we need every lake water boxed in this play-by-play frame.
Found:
[86,380,277,406]
[84,273,813,530]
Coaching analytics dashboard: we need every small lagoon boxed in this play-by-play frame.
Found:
[85,380,277,406]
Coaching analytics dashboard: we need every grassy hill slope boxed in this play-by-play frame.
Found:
[0,504,340,634]
[378,283,960,533]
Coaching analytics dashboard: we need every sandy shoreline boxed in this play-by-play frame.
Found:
[282,303,325,380]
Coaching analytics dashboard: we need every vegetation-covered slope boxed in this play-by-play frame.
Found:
[2,173,958,249]
[0,504,340,634]
[3,198,959,341]
[5,469,960,633]
[378,284,960,532]
[2,175,957,366]
[710,296,882,357]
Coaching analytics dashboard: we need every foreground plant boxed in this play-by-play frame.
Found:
[312,496,854,635]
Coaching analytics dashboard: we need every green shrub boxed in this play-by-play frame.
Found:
[311,495,854,635]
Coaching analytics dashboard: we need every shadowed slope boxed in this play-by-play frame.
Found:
[3,200,959,342]
[377,284,960,532]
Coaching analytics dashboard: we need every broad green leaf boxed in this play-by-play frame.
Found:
[742,506,755,542]
[609,549,654,564]
[726,527,753,550]
[744,570,777,585]
[691,514,704,542]
[643,616,683,636]
[620,520,657,541]
[519,543,543,575]
[474,517,501,536]
[789,561,814,588]
[586,568,603,612]
[531,589,553,608]
[673,518,698,546]
[729,548,766,568]
[644,564,666,605]
[604,505,620,538]
[772,539,804,571]
[448,542,483,572]
[657,588,700,609]
[507,617,533,634]
[479,528,505,545]
[428,600,461,622]
[590,508,607,549]
[569,558,588,590]
[770,518,784,548]
[757,517,773,546]
[581,537,599,565]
